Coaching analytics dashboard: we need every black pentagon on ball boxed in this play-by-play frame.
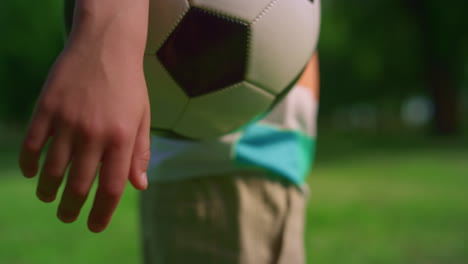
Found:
[157,7,250,98]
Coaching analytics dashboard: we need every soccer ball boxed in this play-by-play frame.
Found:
[64,0,321,140]
[146,0,321,139]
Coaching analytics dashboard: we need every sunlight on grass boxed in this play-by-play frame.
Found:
[0,170,141,264]
[306,144,468,264]
[1,136,467,264]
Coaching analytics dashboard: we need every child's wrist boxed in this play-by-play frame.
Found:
[68,0,149,61]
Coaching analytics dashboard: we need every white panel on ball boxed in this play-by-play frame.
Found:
[173,82,274,139]
[144,55,189,129]
[145,0,190,53]
[247,0,321,95]
[189,0,272,22]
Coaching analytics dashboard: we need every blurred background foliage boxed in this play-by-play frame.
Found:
[0,1,64,124]
[318,0,468,135]
[0,0,467,264]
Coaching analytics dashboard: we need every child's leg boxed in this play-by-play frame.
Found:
[139,171,307,264]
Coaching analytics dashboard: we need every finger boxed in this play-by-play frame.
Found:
[129,107,150,191]
[57,141,102,224]
[19,109,53,178]
[36,123,74,203]
[88,144,133,233]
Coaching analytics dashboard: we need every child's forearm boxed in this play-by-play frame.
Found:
[68,0,149,64]
[298,52,320,99]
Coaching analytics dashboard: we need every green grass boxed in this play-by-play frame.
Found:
[1,134,467,264]
[306,134,468,264]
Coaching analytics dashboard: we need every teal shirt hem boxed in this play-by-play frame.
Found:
[233,124,316,186]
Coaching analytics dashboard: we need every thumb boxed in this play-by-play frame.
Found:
[129,106,151,190]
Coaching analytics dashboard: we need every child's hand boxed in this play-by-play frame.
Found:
[18,3,150,231]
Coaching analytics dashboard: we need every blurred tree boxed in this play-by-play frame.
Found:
[318,1,423,117]
[406,0,467,135]
[318,0,467,135]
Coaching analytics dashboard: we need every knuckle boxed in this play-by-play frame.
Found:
[109,126,132,146]
[140,148,151,161]
[77,122,102,141]
[23,137,41,154]
[42,165,64,181]
[38,96,58,115]
[57,110,76,127]
[137,149,151,167]
[100,186,122,201]
[68,185,89,200]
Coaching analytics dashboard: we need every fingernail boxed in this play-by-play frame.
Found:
[141,172,148,189]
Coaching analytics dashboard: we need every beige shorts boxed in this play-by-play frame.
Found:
[139,171,308,264]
